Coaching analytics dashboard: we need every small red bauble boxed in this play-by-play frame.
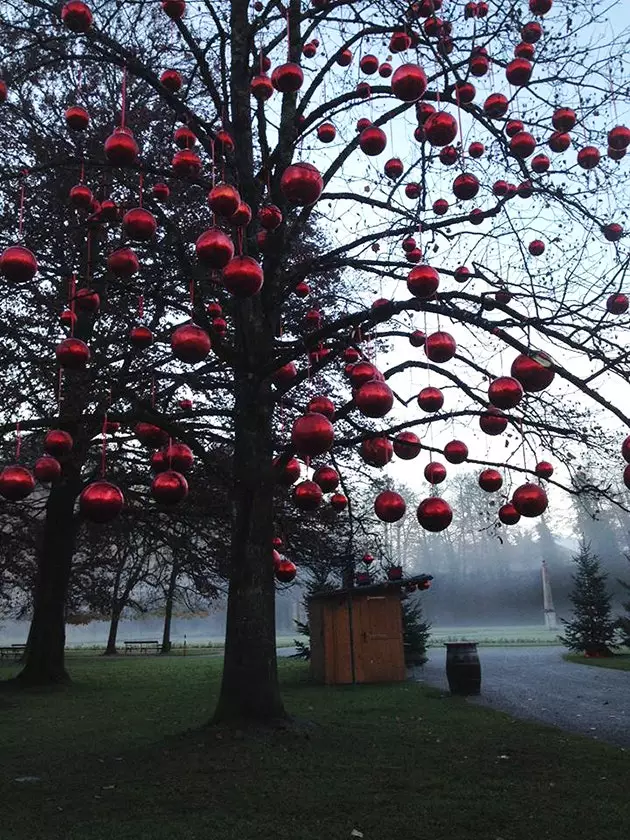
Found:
[528,239,545,256]
[223,256,263,296]
[433,198,449,215]
[330,493,348,512]
[44,429,73,456]
[61,1,92,32]
[499,503,521,525]
[510,131,536,158]
[454,266,471,283]
[258,204,283,230]
[425,112,458,148]
[606,293,628,314]
[506,58,532,86]
[469,141,485,159]
[174,126,197,148]
[34,455,62,483]
[123,207,157,241]
[359,54,379,75]
[56,337,90,369]
[374,490,406,522]
[407,264,439,298]
[608,125,630,150]
[0,465,35,501]
[379,62,392,78]
[349,361,379,388]
[384,158,404,179]
[493,180,509,197]
[484,93,509,118]
[129,326,153,349]
[394,431,421,460]
[149,452,169,474]
[274,457,301,486]
[470,54,490,77]
[179,399,193,411]
[307,395,335,420]
[152,183,170,201]
[602,223,623,242]
[454,81,476,103]
[577,145,600,170]
[160,69,182,92]
[162,0,186,18]
[280,162,323,205]
[271,62,304,93]
[80,481,125,523]
[356,379,394,418]
[196,228,234,269]
[343,347,360,363]
[251,74,274,101]
[479,469,503,492]
[75,288,99,313]
[303,42,317,59]
[469,208,485,225]
[313,466,339,492]
[107,247,138,277]
[417,386,444,413]
[417,497,452,532]
[515,42,535,60]
[444,440,468,464]
[389,32,411,52]
[275,558,298,583]
[512,482,548,517]
[165,442,194,472]
[496,289,512,305]
[406,247,423,263]
[522,21,542,42]
[510,351,555,391]
[391,63,428,101]
[212,317,227,336]
[215,129,234,153]
[99,199,118,221]
[406,183,421,199]
[173,148,202,177]
[336,49,352,67]
[293,480,323,511]
[409,330,425,347]
[317,123,336,143]
[479,407,508,435]
[453,173,479,201]
[291,412,334,457]
[529,0,552,14]
[171,324,211,363]
[65,105,90,130]
[60,309,76,328]
[208,183,241,217]
[506,120,524,138]
[531,153,550,173]
[104,127,138,166]
[359,126,387,156]
[135,423,169,449]
[488,376,524,409]
[425,331,456,363]
[548,131,571,153]
[552,107,576,132]
[425,461,446,484]
[535,461,554,479]
[151,471,189,505]
[0,245,38,282]
[360,437,393,467]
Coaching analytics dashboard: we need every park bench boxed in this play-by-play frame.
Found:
[0,644,27,661]
[123,640,160,655]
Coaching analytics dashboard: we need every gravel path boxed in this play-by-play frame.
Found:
[414,646,630,749]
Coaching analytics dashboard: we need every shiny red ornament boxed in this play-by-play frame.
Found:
[407,264,439,298]
[313,466,339,492]
[511,351,555,391]
[469,208,485,225]
[470,53,489,77]
[173,149,200,177]
[56,337,90,369]
[379,62,392,78]
[0,245,37,282]
[280,162,323,206]
[343,347,360,363]
[548,131,571,153]
[609,145,628,159]
[391,64,427,101]
[513,482,548,517]
[479,407,508,436]
[406,247,422,263]
[406,183,421,199]
[384,158,404,179]
[608,125,630,150]
[174,126,196,148]
[337,49,352,66]
[515,41,535,60]
[522,21,542,42]
[425,331,456,363]
[291,412,334,457]
[506,58,532,86]
[123,208,157,241]
[272,362,297,388]
[417,386,444,413]
[60,309,76,328]
[107,247,138,277]
[529,0,552,14]
[212,317,227,336]
[493,180,509,197]
[552,108,576,133]
[75,288,99,313]
[275,558,298,582]
[271,62,304,93]
[274,457,301,486]
[607,293,628,314]
[359,54,379,75]
[164,442,194,473]
[65,105,89,130]
[135,423,169,449]
[61,1,92,32]
[479,469,503,492]
[171,324,211,363]
[390,31,411,52]
[293,480,323,511]
[330,493,347,512]
[356,380,394,418]
[394,431,421,460]
[258,204,283,230]
[417,497,452,532]
[484,93,509,118]
[444,440,468,464]
[424,112,457,146]
[360,437,393,467]
[528,239,545,256]
[506,120,524,138]
[416,102,436,124]
[80,481,124,523]
[208,183,241,217]
[433,198,448,215]
[452,173,479,201]
[152,183,170,201]
[603,223,623,242]
[129,326,153,349]
[577,146,600,170]
[215,130,235,154]
[196,228,234,269]
[425,462,446,485]
[359,126,387,156]
[160,69,182,92]
[162,0,186,18]
[251,74,274,101]
[307,395,335,420]
[454,81,476,103]
[34,456,61,483]
[104,127,138,166]
[99,199,118,222]
[510,131,536,158]
[151,471,188,505]
[374,490,406,523]
[496,289,512,305]
[488,376,524,409]
[317,122,336,143]
[44,430,73,457]
[499,503,521,525]
[440,146,458,165]
[454,266,471,282]
[349,361,379,388]
[535,461,554,479]
[0,465,35,501]
[303,42,317,59]
[531,153,550,173]
[469,141,485,159]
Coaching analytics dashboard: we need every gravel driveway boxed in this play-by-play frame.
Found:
[414,646,629,749]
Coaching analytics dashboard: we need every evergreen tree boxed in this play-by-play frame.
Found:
[402,595,431,667]
[616,555,630,648]
[560,541,618,656]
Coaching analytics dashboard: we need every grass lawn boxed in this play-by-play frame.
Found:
[564,652,630,671]
[0,654,628,840]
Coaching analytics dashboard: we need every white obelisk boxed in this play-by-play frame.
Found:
[541,559,557,630]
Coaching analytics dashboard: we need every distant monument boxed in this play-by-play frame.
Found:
[541,559,557,630]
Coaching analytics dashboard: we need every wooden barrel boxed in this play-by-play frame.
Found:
[445,642,481,695]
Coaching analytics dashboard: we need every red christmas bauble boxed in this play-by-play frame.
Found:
[510,131,536,158]
[56,337,90,369]
[535,461,554,479]
[212,317,227,336]
[409,329,425,347]
[171,324,211,363]
[424,111,458,146]
[293,480,323,511]
[0,465,35,501]
[512,482,548,517]
[152,183,170,201]
[484,93,509,118]
[330,493,348,512]
[469,141,485,159]
[417,497,452,531]
[162,0,186,18]
[505,120,524,138]
[68,183,91,211]
[208,183,241,217]
[424,461,446,485]
[34,455,62,483]
[529,0,552,14]
[531,153,550,173]
[453,173,479,200]
[479,469,503,492]
[418,386,444,413]
[275,558,297,583]
[258,204,283,230]
[230,202,252,227]
[215,130,235,153]
[407,264,439,298]
[608,125,630,150]
[374,490,406,522]
[99,199,118,222]
[390,31,411,52]
[406,247,422,262]
[444,439,468,464]
[528,239,545,256]
[548,131,571,153]
[384,157,404,179]
[511,351,555,391]
[160,69,182,92]
[223,256,264,296]
[479,407,508,435]
[196,228,234,269]
[151,451,168,474]
[488,376,524,409]
[337,49,352,66]
[515,41,535,60]
[129,326,153,349]
[61,1,92,32]
[425,331,456,363]
[164,442,194,473]
[493,180,509,197]
[359,126,387,156]
[44,429,73,456]
[271,62,304,93]
[60,309,76,328]
[356,379,394,418]
[80,481,124,523]
[470,54,489,77]
[506,58,532,86]
[607,293,628,314]
[394,431,421,460]
[359,54,379,75]
[552,107,576,132]
[107,247,138,277]
[291,412,334,457]
[522,21,542,42]
[349,361,380,388]
[0,245,38,282]
[173,151,201,177]
[499,503,521,525]
[360,437,393,467]
[75,288,99,313]
[391,63,428,101]
[174,126,197,148]
[317,122,336,143]
[251,74,274,101]
[454,81,476,103]
[123,208,157,241]
[603,223,623,242]
[577,146,600,169]
[135,422,169,449]
[151,470,189,505]
[406,183,421,199]
[104,127,138,166]
[274,457,301,486]
[362,553,374,565]
[379,62,392,78]
[307,395,335,420]
[313,465,339,492]
[402,236,416,253]
[454,265,471,282]
[280,162,323,205]
[65,105,90,130]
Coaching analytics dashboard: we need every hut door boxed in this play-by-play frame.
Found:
[357,596,404,683]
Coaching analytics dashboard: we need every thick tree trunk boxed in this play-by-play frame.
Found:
[104,608,121,656]
[161,559,178,655]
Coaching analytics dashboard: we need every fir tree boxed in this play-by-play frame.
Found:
[402,596,432,666]
[616,555,630,648]
[560,541,619,656]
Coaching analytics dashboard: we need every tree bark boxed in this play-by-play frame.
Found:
[104,608,122,656]
[161,558,178,654]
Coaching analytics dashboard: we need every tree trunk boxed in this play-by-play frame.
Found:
[16,481,79,685]
[104,608,122,656]
[161,559,178,654]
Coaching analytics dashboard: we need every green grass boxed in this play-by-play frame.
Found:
[1,654,628,840]
[429,625,562,646]
[564,652,630,671]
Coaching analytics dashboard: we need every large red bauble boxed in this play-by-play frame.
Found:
[208,183,240,217]
[624,465,630,490]
[313,466,339,493]
[512,483,548,517]
[151,470,189,505]
[223,256,264,297]
[123,208,157,241]
[330,493,348,512]
[484,93,509,118]
[44,429,73,456]
[479,469,503,492]
[69,184,93,210]
[61,1,93,32]
[135,422,169,449]
[275,558,298,583]
[535,461,554,479]
[291,412,334,457]
[603,223,623,242]
[510,131,536,158]
[510,351,555,391]
[384,158,404,179]
[394,431,421,460]
[34,455,62,483]
[418,386,444,413]
[274,457,301,485]
[608,125,630,150]
[172,150,201,178]
[359,126,387,156]
[104,127,138,166]
[171,324,211,363]
[360,437,393,467]
[425,331,456,363]
[80,481,124,523]
[280,162,323,206]
[425,462,446,484]
[0,245,38,282]
[506,58,532,86]
[129,326,153,348]
[293,480,323,511]
[107,247,138,277]
[162,0,186,17]
[258,204,283,230]
[444,440,468,464]
[349,361,379,388]
[0,465,35,501]
[195,228,234,269]
[424,112,457,146]
[552,107,576,132]
[577,146,600,169]
[606,293,628,314]
[308,395,335,420]
[65,105,90,130]
[452,173,479,200]
[391,63,427,101]
[356,379,394,418]
[488,376,524,409]
[479,407,508,435]
[160,69,182,92]
[499,503,521,525]
[417,497,452,532]
[529,0,552,13]
[271,62,304,93]
[56,337,90,369]
[408,264,439,298]
[374,490,406,523]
